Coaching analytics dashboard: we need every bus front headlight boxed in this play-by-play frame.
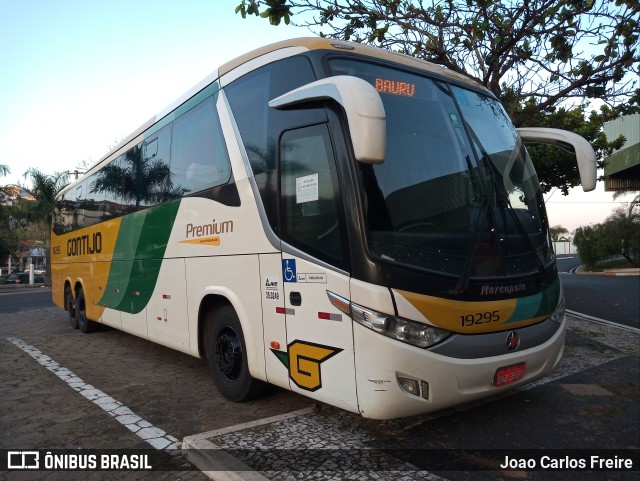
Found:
[357,307,450,348]
[548,295,566,325]
[327,291,450,348]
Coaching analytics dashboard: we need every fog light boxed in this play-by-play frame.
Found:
[398,376,420,397]
[421,381,430,400]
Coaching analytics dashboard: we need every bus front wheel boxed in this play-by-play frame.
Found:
[207,305,266,402]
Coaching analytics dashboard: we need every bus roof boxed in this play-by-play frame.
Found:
[219,37,478,86]
[64,37,484,196]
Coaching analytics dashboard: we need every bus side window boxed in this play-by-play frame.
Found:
[140,124,173,206]
[280,124,349,269]
[74,183,85,229]
[170,96,231,196]
[225,55,323,235]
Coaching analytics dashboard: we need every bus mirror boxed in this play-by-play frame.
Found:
[517,127,597,192]
[269,76,386,164]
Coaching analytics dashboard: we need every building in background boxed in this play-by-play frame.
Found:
[603,114,640,192]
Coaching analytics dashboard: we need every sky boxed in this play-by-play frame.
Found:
[0,0,635,233]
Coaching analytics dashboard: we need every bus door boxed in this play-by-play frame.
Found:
[277,124,358,413]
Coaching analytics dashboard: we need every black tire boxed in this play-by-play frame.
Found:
[67,285,79,329]
[207,305,267,402]
[76,288,98,334]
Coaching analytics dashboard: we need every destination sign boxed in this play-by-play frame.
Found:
[375,78,415,97]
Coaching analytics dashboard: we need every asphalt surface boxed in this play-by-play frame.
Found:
[0,286,638,481]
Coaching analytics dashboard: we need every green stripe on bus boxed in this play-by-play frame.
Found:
[506,280,561,323]
[98,199,181,314]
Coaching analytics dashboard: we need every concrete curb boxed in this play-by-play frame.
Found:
[182,407,315,481]
[573,266,640,276]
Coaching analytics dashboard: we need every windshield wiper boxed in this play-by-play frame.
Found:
[476,136,549,282]
[448,155,493,296]
[450,127,549,296]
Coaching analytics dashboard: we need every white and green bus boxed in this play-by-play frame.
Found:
[52,38,596,419]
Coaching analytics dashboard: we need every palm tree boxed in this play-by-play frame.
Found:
[0,164,10,197]
[22,168,69,286]
[90,146,179,208]
[0,165,12,269]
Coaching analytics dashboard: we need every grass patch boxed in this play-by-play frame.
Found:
[583,258,639,272]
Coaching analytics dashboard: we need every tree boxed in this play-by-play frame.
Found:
[0,164,14,265]
[0,163,10,199]
[235,0,638,193]
[90,146,179,209]
[606,196,640,266]
[21,169,70,285]
[520,103,626,194]
[550,225,570,242]
[236,0,639,121]
[573,224,615,270]
[573,197,639,270]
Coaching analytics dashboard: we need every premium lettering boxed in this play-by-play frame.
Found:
[67,232,102,256]
[185,219,233,238]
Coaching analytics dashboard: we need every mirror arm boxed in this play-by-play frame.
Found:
[269,76,386,164]
[518,127,597,192]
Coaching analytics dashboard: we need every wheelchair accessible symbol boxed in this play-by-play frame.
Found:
[282,259,297,283]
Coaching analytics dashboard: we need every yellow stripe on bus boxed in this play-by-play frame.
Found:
[51,218,123,321]
[395,289,523,334]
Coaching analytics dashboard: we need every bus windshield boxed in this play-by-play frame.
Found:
[329,59,552,281]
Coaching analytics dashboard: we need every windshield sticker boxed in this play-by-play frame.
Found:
[296,273,327,284]
[296,173,319,204]
[449,113,462,128]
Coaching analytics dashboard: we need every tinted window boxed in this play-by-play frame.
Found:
[280,124,348,267]
[54,92,234,235]
[225,56,323,232]
[170,95,230,195]
[141,123,175,206]
[328,58,552,278]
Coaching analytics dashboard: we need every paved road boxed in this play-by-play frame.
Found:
[1,289,638,481]
[0,287,53,314]
[556,256,640,328]
[0,291,311,480]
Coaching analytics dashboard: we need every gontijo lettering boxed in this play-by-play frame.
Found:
[67,232,102,256]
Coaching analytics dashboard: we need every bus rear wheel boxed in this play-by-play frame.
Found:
[75,288,98,333]
[66,285,78,329]
[207,305,266,402]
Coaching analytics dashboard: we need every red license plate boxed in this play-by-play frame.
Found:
[494,363,526,387]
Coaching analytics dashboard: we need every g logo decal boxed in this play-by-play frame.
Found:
[271,340,342,392]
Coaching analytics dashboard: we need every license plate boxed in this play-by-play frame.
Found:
[494,363,526,387]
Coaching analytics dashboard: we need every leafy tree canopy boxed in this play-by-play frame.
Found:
[236,0,639,123]
[235,0,639,194]
[521,103,626,194]
[22,169,69,226]
[573,195,640,269]
[550,225,570,241]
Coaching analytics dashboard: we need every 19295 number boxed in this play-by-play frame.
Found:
[460,311,500,327]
